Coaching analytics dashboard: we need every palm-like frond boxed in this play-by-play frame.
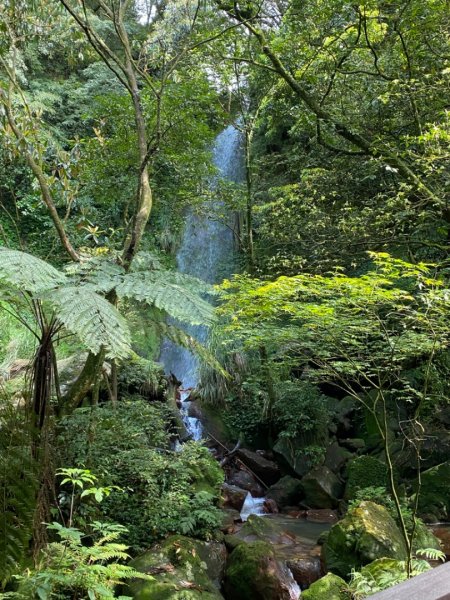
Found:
[116,271,215,326]
[155,321,227,377]
[49,286,131,359]
[0,248,65,293]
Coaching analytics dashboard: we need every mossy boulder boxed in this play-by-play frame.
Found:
[128,535,225,599]
[322,501,407,579]
[224,540,299,600]
[273,436,319,477]
[300,466,344,508]
[416,460,450,521]
[301,573,350,600]
[344,456,387,500]
[266,475,304,508]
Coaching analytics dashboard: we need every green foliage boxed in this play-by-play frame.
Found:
[4,521,150,600]
[57,402,223,552]
[345,458,388,500]
[0,415,37,587]
[273,381,329,442]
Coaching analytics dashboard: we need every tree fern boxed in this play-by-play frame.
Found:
[156,321,227,376]
[0,248,65,293]
[116,271,215,326]
[49,286,131,359]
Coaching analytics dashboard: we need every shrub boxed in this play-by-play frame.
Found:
[57,401,223,552]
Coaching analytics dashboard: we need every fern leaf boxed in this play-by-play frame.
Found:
[116,272,215,326]
[155,322,228,377]
[48,286,131,359]
[0,248,65,293]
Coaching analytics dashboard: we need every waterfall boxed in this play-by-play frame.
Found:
[160,125,243,438]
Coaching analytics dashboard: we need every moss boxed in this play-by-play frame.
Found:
[323,501,407,579]
[417,460,450,521]
[301,573,350,600]
[224,541,282,600]
[344,456,387,500]
[129,536,224,600]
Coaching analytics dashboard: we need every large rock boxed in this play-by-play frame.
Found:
[322,501,407,579]
[273,437,318,477]
[300,466,344,508]
[324,443,353,475]
[224,540,300,600]
[228,469,265,496]
[221,483,248,511]
[129,535,226,599]
[417,460,450,521]
[301,573,350,600]
[237,449,281,485]
[287,554,322,589]
[266,476,304,508]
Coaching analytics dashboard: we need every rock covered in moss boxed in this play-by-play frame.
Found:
[344,455,387,500]
[301,573,350,599]
[128,535,226,599]
[266,475,304,508]
[300,466,344,508]
[322,501,407,578]
[417,460,450,521]
[224,540,300,600]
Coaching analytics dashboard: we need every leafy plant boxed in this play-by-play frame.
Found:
[4,521,150,600]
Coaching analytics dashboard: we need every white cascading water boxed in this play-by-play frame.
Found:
[160,126,242,439]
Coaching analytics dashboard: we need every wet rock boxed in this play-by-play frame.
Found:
[324,443,353,475]
[322,501,407,579]
[287,555,322,589]
[282,508,307,519]
[224,540,300,600]
[431,525,450,559]
[129,535,226,599]
[221,483,248,512]
[237,448,281,485]
[301,573,350,600]
[220,508,241,533]
[263,498,279,514]
[306,509,338,524]
[266,475,304,508]
[228,469,265,496]
[300,466,344,509]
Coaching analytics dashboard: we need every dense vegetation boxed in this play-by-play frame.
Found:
[0,0,449,598]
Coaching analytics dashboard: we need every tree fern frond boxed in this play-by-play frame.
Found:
[156,322,228,377]
[0,248,65,293]
[117,272,215,326]
[65,256,125,294]
[48,286,131,359]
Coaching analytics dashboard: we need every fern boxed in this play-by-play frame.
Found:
[155,321,228,377]
[116,271,215,326]
[0,248,65,293]
[9,521,151,599]
[48,286,131,359]
[0,404,38,587]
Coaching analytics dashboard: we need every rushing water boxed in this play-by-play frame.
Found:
[160,126,243,438]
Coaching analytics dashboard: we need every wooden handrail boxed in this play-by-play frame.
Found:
[369,562,450,599]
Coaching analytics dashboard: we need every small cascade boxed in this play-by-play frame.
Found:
[179,391,203,441]
[240,493,266,521]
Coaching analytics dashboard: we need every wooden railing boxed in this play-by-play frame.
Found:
[369,562,450,599]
